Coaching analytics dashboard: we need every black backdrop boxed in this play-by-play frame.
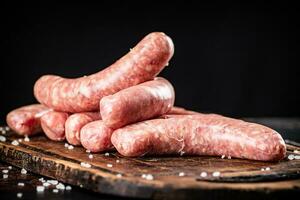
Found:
[0,2,298,122]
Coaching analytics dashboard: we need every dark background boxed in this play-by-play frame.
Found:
[0,2,298,123]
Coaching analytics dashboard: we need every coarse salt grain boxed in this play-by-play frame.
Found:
[47,180,58,185]
[36,186,45,192]
[64,143,69,148]
[295,155,300,160]
[3,174,8,179]
[141,174,147,178]
[18,139,23,142]
[212,171,221,177]
[200,172,207,178]
[80,162,91,168]
[145,174,154,180]
[116,160,120,163]
[227,156,231,159]
[179,172,185,177]
[116,174,122,178]
[294,150,300,154]
[39,178,45,182]
[2,169,8,174]
[43,182,51,187]
[0,135,6,142]
[288,154,295,160]
[86,150,91,153]
[18,182,25,187]
[24,137,30,142]
[265,167,271,171]
[56,183,65,190]
[8,166,12,170]
[5,126,10,131]
[1,130,5,134]
[66,185,72,190]
[68,145,74,150]
[104,152,109,156]
[88,154,93,159]
[221,155,225,159]
[261,168,265,171]
[107,164,113,168]
[12,140,19,146]
[53,189,59,193]
[17,193,23,198]
[21,168,27,174]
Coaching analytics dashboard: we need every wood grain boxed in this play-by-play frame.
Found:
[1,127,300,199]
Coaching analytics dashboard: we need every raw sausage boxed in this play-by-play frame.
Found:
[65,112,101,146]
[34,32,174,112]
[80,120,114,152]
[40,111,69,141]
[111,114,286,161]
[100,77,175,129]
[167,106,198,115]
[6,104,51,136]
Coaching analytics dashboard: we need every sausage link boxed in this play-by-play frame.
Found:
[65,112,101,146]
[34,32,174,112]
[100,77,175,129]
[40,111,69,141]
[6,104,51,136]
[80,120,114,152]
[111,114,286,161]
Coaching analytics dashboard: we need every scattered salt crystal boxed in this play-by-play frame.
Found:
[200,172,207,178]
[88,154,93,159]
[43,182,51,187]
[212,171,221,177]
[47,180,58,185]
[8,166,12,170]
[79,184,83,188]
[53,189,59,193]
[141,174,147,178]
[86,150,91,153]
[261,168,265,171]
[180,151,185,156]
[116,160,120,163]
[288,154,295,160]
[18,182,25,187]
[24,136,30,142]
[17,193,23,198]
[0,135,6,142]
[64,143,69,148]
[66,185,72,190]
[39,177,45,182]
[5,126,10,131]
[80,162,91,168]
[145,174,154,180]
[107,164,113,168]
[0,127,2,131]
[2,169,8,174]
[104,152,109,156]
[18,139,23,142]
[295,155,300,160]
[21,168,27,174]
[179,172,185,177]
[116,174,122,178]
[3,174,8,179]
[1,130,5,134]
[68,145,74,150]
[11,140,19,146]
[265,167,271,171]
[56,183,65,190]
[227,156,231,159]
[294,150,300,154]
[221,155,225,159]
[36,186,45,192]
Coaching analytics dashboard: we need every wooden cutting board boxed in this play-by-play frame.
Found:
[1,126,300,199]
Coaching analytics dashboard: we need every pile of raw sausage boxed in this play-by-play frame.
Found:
[6,32,286,161]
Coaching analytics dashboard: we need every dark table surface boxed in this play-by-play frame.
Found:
[1,117,300,200]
